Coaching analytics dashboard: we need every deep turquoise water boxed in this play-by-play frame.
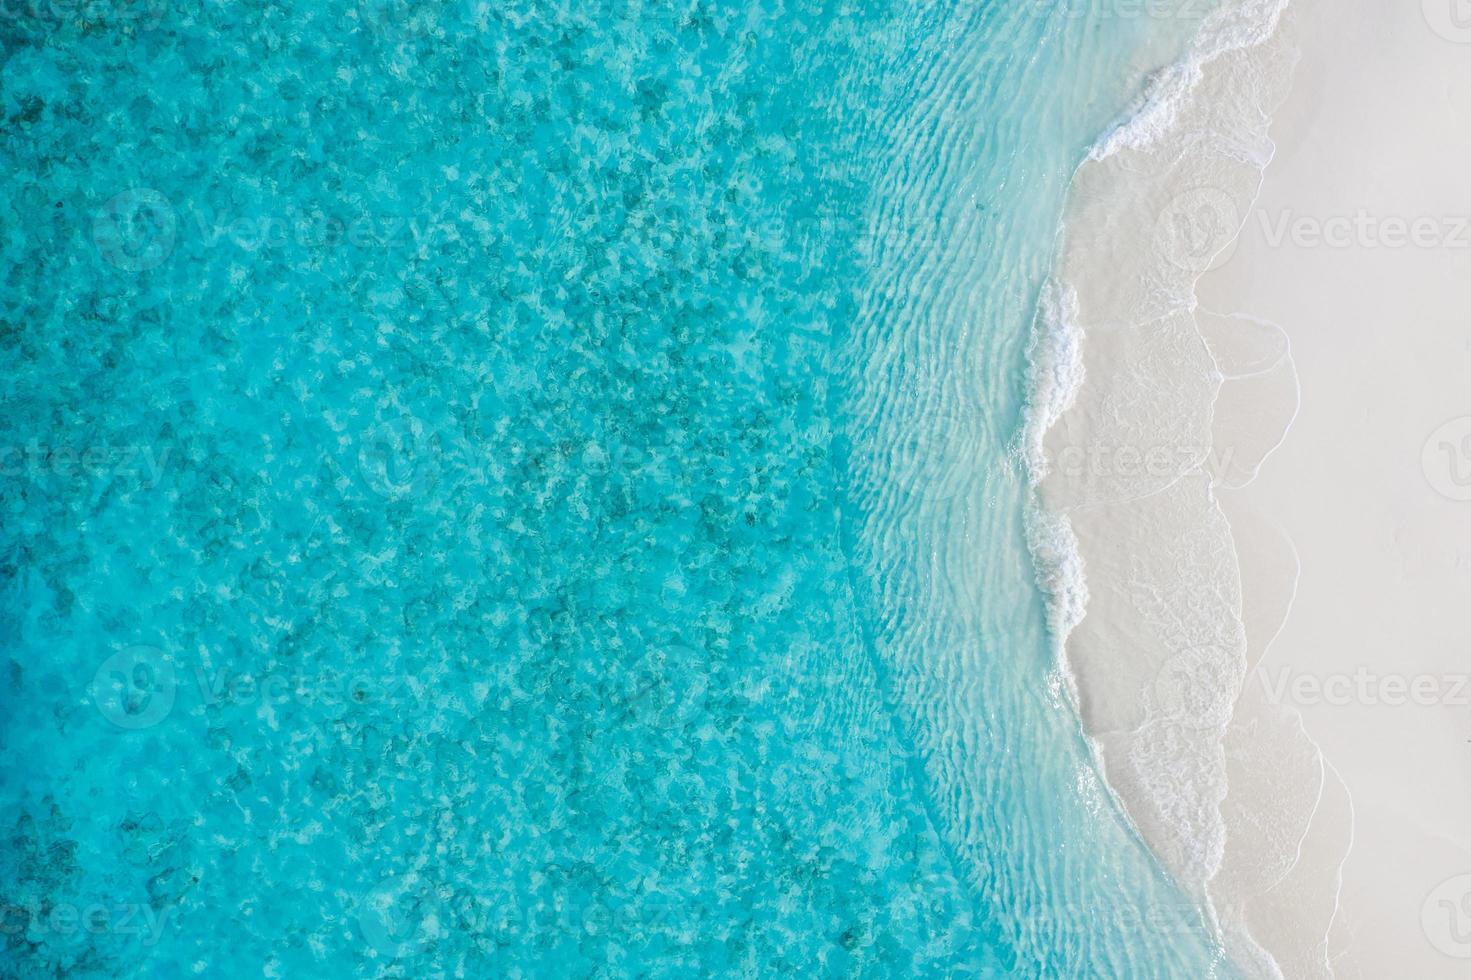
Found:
[3,0,1229,976]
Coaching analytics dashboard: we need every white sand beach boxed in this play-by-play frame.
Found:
[1029,0,1471,974]
[1199,0,1471,972]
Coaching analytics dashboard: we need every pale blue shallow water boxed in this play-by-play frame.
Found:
[2,1,1230,977]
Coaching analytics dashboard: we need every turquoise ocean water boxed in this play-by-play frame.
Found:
[2,0,1232,976]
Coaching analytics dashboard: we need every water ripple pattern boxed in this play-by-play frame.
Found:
[4,0,1226,976]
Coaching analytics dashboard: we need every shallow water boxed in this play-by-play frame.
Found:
[4,1,1228,976]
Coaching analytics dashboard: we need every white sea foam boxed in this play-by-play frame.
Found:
[1089,0,1291,163]
[1019,0,1324,974]
[1020,281,1090,691]
[1020,280,1085,485]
